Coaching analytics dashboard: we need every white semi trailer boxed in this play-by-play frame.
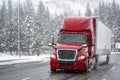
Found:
[96,19,111,63]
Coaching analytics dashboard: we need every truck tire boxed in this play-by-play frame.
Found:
[85,58,90,72]
[94,55,98,69]
[51,69,56,72]
[106,54,110,64]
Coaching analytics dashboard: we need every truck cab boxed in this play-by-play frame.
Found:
[49,17,111,72]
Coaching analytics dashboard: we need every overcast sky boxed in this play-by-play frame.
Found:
[0,0,120,15]
[33,0,120,15]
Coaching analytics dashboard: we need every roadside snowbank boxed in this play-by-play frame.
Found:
[0,53,50,66]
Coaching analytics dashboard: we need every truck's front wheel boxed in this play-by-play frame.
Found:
[85,58,90,72]
[51,69,56,72]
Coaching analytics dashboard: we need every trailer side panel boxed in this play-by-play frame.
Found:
[96,20,111,55]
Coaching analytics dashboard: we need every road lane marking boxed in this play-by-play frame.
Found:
[110,66,116,70]
[22,77,31,80]
[118,61,120,64]
[102,79,106,80]
[88,78,92,80]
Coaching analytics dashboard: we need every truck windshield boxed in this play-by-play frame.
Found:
[57,33,87,43]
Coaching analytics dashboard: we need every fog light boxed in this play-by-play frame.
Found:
[78,56,85,60]
[50,54,56,59]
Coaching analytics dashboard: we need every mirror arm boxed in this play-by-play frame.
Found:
[50,45,56,50]
[48,43,56,50]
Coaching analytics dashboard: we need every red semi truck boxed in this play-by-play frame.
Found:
[49,17,111,72]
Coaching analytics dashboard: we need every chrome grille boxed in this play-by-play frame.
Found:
[57,49,77,61]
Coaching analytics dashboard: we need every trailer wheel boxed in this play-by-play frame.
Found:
[94,55,98,69]
[106,54,110,64]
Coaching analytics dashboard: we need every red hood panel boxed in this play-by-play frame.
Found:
[56,43,84,50]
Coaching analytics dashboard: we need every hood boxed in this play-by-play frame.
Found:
[56,42,85,50]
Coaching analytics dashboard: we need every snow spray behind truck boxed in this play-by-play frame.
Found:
[49,17,111,72]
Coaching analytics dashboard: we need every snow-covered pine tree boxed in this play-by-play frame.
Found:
[0,5,4,52]
[93,8,98,16]
[32,1,46,56]
[6,0,15,55]
[43,7,51,45]
[85,2,92,17]
[0,0,7,52]
[49,12,64,45]
[77,10,81,16]
[21,0,35,55]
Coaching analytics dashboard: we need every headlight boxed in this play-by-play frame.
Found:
[50,54,56,59]
[78,56,86,60]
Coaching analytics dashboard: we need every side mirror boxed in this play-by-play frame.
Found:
[48,36,56,50]
[48,43,52,46]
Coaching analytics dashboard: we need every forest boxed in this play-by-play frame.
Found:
[0,0,120,55]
